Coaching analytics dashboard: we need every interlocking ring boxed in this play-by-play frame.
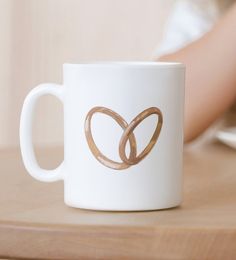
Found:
[119,107,163,165]
[84,107,137,170]
[84,106,163,170]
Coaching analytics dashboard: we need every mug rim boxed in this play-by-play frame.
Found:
[63,61,185,68]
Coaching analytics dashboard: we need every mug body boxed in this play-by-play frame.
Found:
[63,62,185,211]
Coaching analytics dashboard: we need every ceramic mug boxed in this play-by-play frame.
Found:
[20,62,185,211]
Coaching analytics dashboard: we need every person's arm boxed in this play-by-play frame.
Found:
[158,3,236,143]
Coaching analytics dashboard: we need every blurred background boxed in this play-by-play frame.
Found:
[0,0,174,148]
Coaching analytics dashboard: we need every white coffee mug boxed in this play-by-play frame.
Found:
[20,62,185,211]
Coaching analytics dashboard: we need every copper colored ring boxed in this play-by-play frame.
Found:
[119,107,163,165]
[84,107,137,170]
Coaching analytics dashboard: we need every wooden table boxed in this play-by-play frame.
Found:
[0,143,236,259]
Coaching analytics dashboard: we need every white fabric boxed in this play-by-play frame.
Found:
[154,0,220,57]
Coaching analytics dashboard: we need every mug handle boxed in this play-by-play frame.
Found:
[20,83,64,182]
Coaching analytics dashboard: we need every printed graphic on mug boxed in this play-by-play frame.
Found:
[84,106,163,170]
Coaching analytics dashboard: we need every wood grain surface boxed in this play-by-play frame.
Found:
[0,143,236,259]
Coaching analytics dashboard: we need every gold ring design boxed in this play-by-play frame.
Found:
[84,107,137,170]
[119,107,163,165]
[84,106,163,170]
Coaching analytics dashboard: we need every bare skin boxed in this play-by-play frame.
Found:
[158,3,236,143]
